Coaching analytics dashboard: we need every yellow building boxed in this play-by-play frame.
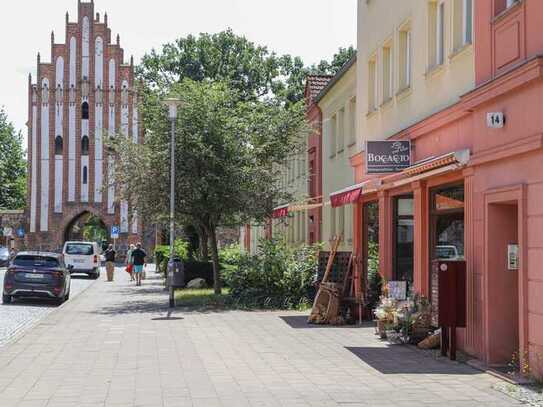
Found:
[356,0,475,149]
[317,57,357,251]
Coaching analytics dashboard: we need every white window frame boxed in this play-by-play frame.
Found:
[382,43,393,101]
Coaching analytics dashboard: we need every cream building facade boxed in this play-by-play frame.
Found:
[357,0,475,150]
[318,57,357,251]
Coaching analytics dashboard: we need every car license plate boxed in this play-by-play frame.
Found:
[73,259,84,264]
[25,273,44,279]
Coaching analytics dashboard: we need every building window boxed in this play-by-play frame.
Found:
[337,108,345,153]
[453,0,472,51]
[338,205,345,238]
[399,26,412,90]
[368,56,378,112]
[329,114,337,157]
[81,102,89,120]
[382,43,393,102]
[54,136,63,155]
[428,1,445,69]
[431,184,465,261]
[393,195,414,283]
[81,136,89,155]
[82,166,88,185]
[348,97,356,145]
[495,0,518,15]
[330,206,336,238]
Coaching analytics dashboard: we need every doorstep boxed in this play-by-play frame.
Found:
[466,358,537,385]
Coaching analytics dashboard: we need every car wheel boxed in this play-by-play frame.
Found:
[2,294,11,304]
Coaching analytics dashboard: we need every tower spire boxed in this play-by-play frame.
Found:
[116,34,120,45]
[66,11,69,24]
[104,12,108,26]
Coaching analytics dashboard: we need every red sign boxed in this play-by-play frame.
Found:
[330,188,362,208]
[271,206,289,218]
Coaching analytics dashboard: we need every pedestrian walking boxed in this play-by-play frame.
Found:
[131,243,147,286]
[126,244,135,281]
[104,244,116,282]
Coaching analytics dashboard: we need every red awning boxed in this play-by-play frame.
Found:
[271,205,289,218]
[330,183,364,208]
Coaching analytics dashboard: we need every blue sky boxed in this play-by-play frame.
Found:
[0,0,356,137]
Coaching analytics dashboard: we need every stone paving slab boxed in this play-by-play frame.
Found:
[0,266,522,406]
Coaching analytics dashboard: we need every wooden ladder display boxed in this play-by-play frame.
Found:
[308,236,345,324]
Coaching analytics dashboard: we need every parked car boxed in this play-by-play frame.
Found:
[0,246,9,267]
[62,241,101,279]
[435,245,460,260]
[2,252,71,305]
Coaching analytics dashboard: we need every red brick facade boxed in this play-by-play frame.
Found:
[25,0,143,252]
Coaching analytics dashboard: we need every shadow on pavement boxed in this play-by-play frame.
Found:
[280,315,372,329]
[346,346,480,375]
[6,298,58,308]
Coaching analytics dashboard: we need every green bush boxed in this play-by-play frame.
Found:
[222,238,319,309]
[154,240,190,276]
[365,240,382,311]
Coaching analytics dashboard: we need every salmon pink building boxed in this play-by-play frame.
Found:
[347,0,543,377]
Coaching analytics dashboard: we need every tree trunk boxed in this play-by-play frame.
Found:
[208,226,221,295]
[198,226,209,261]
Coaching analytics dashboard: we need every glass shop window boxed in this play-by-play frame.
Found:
[393,195,414,283]
[431,184,465,261]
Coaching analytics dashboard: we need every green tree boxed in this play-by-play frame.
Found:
[0,108,26,210]
[138,29,355,105]
[111,80,306,294]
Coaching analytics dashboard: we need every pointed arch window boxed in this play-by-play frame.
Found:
[82,166,88,185]
[81,102,89,120]
[81,135,89,155]
[55,136,63,155]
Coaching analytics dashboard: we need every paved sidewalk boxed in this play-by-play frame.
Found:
[0,267,520,407]
[0,269,95,347]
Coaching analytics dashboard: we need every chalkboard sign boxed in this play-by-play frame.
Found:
[388,281,407,300]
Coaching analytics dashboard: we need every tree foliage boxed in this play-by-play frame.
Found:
[138,29,355,105]
[0,108,26,210]
[111,80,306,293]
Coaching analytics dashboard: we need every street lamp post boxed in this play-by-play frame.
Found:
[162,98,182,265]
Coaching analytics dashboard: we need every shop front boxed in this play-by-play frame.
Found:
[347,58,543,376]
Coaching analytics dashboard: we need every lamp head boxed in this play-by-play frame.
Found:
[163,97,183,120]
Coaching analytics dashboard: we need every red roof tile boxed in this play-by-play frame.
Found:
[305,75,333,104]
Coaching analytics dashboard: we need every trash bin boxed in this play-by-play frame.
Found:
[167,257,185,308]
[167,257,185,288]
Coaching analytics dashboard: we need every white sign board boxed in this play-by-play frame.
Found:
[487,112,505,128]
[508,244,519,271]
[2,227,12,237]
[388,281,407,300]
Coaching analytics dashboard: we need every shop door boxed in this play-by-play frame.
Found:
[486,202,519,366]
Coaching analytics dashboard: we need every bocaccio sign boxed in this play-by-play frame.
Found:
[366,140,411,174]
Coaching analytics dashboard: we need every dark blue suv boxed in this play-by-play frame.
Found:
[3,252,71,305]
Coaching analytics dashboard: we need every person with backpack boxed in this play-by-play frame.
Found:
[131,243,147,286]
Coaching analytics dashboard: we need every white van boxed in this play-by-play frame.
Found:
[62,241,101,279]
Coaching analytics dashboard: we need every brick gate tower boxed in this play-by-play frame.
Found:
[25,0,142,252]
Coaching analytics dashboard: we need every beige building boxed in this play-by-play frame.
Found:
[273,140,310,247]
[318,57,357,251]
[357,0,475,149]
